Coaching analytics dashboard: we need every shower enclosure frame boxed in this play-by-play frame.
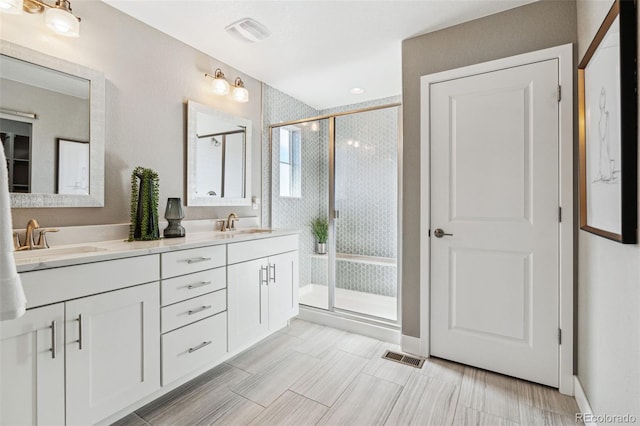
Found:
[267,102,403,327]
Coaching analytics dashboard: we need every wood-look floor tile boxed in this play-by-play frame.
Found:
[317,373,402,426]
[334,332,385,359]
[136,363,250,423]
[290,349,367,406]
[139,387,262,426]
[232,350,319,407]
[282,318,326,340]
[293,325,347,359]
[452,406,519,426]
[227,332,304,374]
[418,356,465,385]
[516,380,579,416]
[110,413,150,426]
[248,390,328,426]
[385,375,459,426]
[458,367,521,423]
[519,403,581,425]
[363,345,415,386]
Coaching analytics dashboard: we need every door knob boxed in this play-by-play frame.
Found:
[433,228,453,238]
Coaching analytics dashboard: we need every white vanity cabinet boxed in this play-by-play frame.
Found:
[65,283,160,426]
[14,255,161,426]
[227,235,299,352]
[0,304,65,426]
[160,245,228,386]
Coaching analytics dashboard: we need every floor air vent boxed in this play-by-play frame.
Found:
[382,350,425,369]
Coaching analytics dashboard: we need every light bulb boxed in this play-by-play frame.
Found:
[211,78,230,95]
[0,0,22,14]
[45,7,80,37]
[231,78,249,103]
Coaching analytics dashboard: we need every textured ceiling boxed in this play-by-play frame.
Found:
[103,0,536,109]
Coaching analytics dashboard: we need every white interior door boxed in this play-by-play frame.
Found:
[430,59,560,387]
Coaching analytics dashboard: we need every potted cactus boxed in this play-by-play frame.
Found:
[311,217,328,254]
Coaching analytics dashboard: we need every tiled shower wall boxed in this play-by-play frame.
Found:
[263,84,400,297]
[262,85,321,290]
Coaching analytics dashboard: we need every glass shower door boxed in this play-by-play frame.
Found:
[271,119,330,311]
[333,107,399,321]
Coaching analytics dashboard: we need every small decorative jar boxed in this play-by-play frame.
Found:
[163,197,185,238]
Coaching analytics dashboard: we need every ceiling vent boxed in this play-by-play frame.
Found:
[225,18,271,43]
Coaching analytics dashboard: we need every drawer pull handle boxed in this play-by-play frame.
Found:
[188,341,212,353]
[187,281,212,290]
[188,305,212,315]
[50,320,57,359]
[187,257,212,264]
[76,314,83,350]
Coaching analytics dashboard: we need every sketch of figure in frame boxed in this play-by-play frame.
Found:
[594,87,619,183]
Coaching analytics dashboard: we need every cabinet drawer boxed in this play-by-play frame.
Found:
[20,255,159,309]
[227,234,299,264]
[161,312,227,386]
[161,267,226,306]
[161,290,226,333]
[162,245,225,278]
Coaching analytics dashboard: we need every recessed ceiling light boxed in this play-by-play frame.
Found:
[350,87,365,95]
[225,18,271,43]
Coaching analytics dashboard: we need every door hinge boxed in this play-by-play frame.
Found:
[558,328,562,345]
[557,85,562,102]
[558,207,562,223]
[334,210,340,219]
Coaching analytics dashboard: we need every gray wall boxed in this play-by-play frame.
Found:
[2,1,262,228]
[576,0,640,418]
[401,0,577,337]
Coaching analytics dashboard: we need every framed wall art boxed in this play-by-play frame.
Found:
[578,0,637,243]
[57,138,90,195]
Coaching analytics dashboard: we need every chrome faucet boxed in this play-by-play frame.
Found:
[15,219,59,250]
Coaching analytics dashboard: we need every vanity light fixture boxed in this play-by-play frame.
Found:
[231,77,249,103]
[205,68,230,96]
[0,0,80,37]
[204,70,249,103]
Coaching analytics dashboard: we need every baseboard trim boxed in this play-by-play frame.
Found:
[574,376,597,425]
[401,334,421,356]
[297,306,400,344]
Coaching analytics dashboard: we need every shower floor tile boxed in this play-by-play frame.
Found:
[299,284,397,321]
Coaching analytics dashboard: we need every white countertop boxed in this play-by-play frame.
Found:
[15,229,299,273]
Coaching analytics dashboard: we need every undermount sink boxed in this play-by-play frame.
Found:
[235,228,273,234]
[13,245,107,260]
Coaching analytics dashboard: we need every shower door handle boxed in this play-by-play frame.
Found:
[334,210,339,219]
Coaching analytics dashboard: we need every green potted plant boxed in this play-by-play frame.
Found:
[311,217,328,254]
[129,166,160,241]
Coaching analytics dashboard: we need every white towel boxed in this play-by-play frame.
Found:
[0,147,26,321]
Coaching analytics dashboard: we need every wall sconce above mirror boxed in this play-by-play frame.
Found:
[0,0,81,37]
[204,69,249,103]
[0,40,105,207]
[186,100,251,207]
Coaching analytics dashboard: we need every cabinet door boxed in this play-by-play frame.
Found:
[268,250,299,329]
[65,283,160,426]
[0,304,65,426]
[227,258,268,352]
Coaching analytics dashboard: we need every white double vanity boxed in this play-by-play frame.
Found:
[2,229,299,425]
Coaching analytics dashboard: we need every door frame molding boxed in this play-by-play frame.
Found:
[418,43,574,394]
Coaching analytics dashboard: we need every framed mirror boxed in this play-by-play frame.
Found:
[186,100,252,206]
[0,40,105,207]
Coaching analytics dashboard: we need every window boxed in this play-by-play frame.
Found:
[279,127,301,197]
